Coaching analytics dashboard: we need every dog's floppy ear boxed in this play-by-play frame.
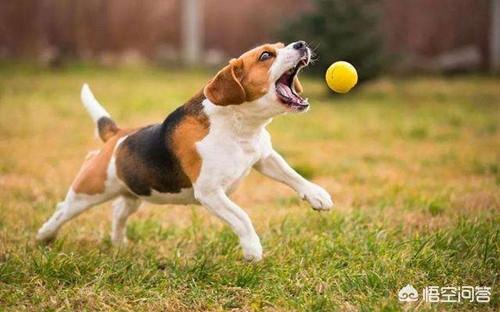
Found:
[293,76,303,94]
[204,58,246,106]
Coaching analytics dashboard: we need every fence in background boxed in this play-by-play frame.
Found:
[0,0,495,70]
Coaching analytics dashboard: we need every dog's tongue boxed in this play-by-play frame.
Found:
[277,81,302,103]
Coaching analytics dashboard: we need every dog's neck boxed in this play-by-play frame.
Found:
[202,98,277,138]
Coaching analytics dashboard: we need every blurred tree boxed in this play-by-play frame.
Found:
[280,0,385,83]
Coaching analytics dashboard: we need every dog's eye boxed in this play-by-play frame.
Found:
[259,51,273,61]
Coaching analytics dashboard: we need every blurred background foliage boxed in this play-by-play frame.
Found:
[280,0,385,82]
[0,0,496,78]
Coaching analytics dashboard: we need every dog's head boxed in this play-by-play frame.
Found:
[204,41,311,115]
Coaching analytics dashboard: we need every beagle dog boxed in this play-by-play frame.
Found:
[36,41,333,261]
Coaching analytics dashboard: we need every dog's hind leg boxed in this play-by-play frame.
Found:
[111,196,141,246]
[36,189,118,243]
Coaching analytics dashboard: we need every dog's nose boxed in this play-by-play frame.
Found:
[293,41,307,50]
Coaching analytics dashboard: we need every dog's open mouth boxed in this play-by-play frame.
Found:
[276,57,309,111]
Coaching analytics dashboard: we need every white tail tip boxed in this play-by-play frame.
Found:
[80,83,110,123]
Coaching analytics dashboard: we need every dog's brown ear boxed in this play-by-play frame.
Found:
[293,76,303,94]
[204,58,246,106]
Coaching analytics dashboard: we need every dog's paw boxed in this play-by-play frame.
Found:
[300,183,334,211]
[240,236,263,262]
[36,227,57,244]
[111,236,129,247]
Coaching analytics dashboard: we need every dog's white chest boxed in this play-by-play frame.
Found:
[195,105,272,193]
[228,135,263,192]
[197,129,263,191]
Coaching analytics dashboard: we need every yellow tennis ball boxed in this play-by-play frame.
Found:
[325,61,358,93]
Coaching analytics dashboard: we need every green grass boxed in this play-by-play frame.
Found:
[0,64,498,311]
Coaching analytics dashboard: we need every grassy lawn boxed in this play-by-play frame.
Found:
[0,64,498,311]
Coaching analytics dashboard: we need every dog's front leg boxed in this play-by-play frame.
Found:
[194,187,262,261]
[254,150,334,211]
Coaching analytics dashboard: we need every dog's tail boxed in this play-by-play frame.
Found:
[81,84,120,142]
